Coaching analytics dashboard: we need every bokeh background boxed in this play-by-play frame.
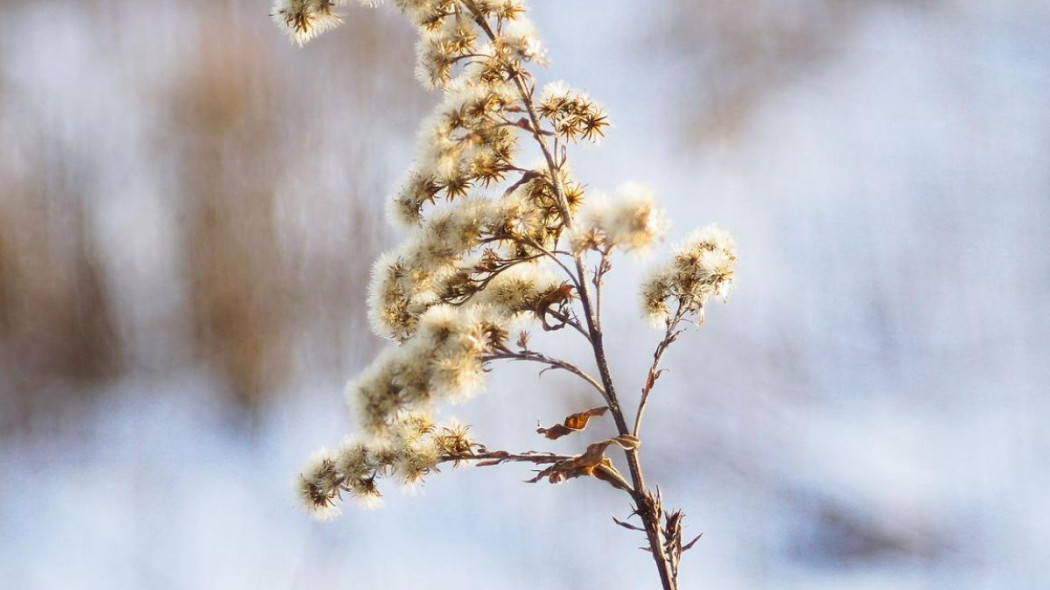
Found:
[2,1,1048,588]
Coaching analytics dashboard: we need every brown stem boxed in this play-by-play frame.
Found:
[573,257,679,590]
[439,450,572,465]
[633,303,687,437]
[486,349,608,403]
[461,4,678,588]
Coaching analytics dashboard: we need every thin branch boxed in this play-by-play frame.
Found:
[543,308,592,341]
[438,450,572,466]
[593,249,612,332]
[524,236,582,293]
[461,4,679,588]
[570,253,679,590]
[633,302,688,437]
[485,349,608,403]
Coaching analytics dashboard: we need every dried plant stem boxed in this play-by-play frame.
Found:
[459,6,679,587]
[633,302,688,437]
[438,450,573,466]
[485,350,608,402]
[592,251,612,332]
[576,266,680,590]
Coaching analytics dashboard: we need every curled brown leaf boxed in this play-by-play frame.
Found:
[525,437,634,492]
[536,406,608,439]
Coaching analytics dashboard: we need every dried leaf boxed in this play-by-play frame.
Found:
[665,510,684,533]
[612,516,645,532]
[682,534,703,552]
[475,460,503,467]
[565,407,606,429]
[524,437,633,492]
[536,406,608,439]
[536,423,573,439]
[575,439,615,467]
[593,462,633,492]
[502,169,541,198]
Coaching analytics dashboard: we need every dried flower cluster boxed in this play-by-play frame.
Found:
[299,414,474,519]
[274,2,738,589]
[572,182,669,254]
[640,224,738,327]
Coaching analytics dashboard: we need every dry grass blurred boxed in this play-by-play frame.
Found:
[652,0,933,140]
[0,0,426,430]
[0,146,121,418]
[169,37,300,408]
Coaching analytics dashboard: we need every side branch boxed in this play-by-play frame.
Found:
[439,450,572,466]
[485,349,609,404]
[460,4,679,588]
[632,302,688,437]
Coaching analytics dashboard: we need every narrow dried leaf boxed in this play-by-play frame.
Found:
[612,516,645,532]
[502,169,541,198]
[593,462,633,492]
[682,534,703,552]
[524,437,632,490]
[536,406,608,439]
[536,423,574,439]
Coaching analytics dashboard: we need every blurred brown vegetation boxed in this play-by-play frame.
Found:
[652,0,932,139]
[0,0,426,430]
[0,140,121,405]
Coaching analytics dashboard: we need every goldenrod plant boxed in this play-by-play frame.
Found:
[273,1,737,588]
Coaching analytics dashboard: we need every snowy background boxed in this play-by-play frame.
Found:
[2,0,1048,589]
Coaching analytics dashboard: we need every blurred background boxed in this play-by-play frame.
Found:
[2,0,1048,588]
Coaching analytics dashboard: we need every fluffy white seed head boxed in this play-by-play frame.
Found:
[573,183,667,253]
[676,224,736,260]
[639,263,675,328]
[348,350,406,434]
[500,18,546,64]
[388,167,439,228]
[607,182,667,251]
[296,448,344,520]
[271,0,344,46]
[414,305,490,401]
[640,224,737,328]
[538,81,608,143]
[367,250,426,341]
[393,437,441,487]
[540,80,573,103]
[335,437,373,482]
[473,263,563,316]
[673,224,738,303]
[414,197,490,261]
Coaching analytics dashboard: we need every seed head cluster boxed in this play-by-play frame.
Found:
[572,182,669,254]
[297,415,474,517]
[277,0,738,521]
[640,225,738,327]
